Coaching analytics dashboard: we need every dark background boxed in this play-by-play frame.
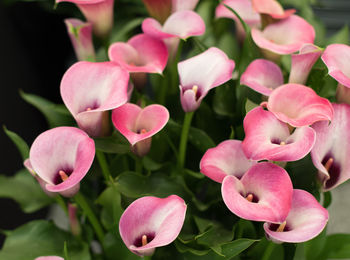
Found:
[0,0,349,248]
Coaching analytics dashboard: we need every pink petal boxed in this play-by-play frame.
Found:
[108,34,168,74]
[64,18,95,61]
[222,162,293,223]
[240,59,283,96]
[321,44,350,88]
[242,106,316,161]
[35,257,64,260]
[267,84,333,127]
[200,140,257,183]
[112,103,169,146]
[215,0,261,26]
[142,10,205,40]
[56,0,114,37]
[252,0,295,19]
[119,195,187,256]
[172,0,199,12]
[60,61,129,137]
[264,189,328,243]
[289,44,323,84]
[251,15,315,55]
[29,127,95,197]
[311,103,350,191]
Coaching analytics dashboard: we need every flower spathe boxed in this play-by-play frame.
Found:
[264,189,328,243]
[311,103,350,191]
[64,18,95,61]
[221,162,293,223]
[252,0,295,19]
[35,257,64,260]
[267,83,333,127]
[200,140,256,183]
[178,47,235,112]
[108,33,168,74]
[119,195,187,256]
[28,127,95,197]
[60,61,129,137]
[56,0,113,37]
[240,59,283,96]
[112,103,169,157]
[242,106,316,162]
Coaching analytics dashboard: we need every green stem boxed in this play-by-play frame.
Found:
[55,195,68,215]
[135,157,143,175]
[158,72,169,105]
[261,241,275,260]
[96,150,112,183]
[74,192,105,246]
[178,112,194,169]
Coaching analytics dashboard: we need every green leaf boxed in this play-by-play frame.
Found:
[0,220,90,260]
[319,234,350,259]
[20,90,74,128]
[220,239,257,259]
[174,240,211,256]
[304,227,327,260]
[326,25,349,45]
[213,83,236,117]
[94,132,130,154]
[110,18,144,43]
[3,126,29,160]
[0,169,53,213]
[142,156,163,171]
[245,99,259,114]
[104,232,139,260]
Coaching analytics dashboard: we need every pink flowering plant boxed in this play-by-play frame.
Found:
[2,0,350,259]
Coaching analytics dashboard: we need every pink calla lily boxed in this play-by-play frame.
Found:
[267,84,333,127]
[56,0,114,37]
[60,61,129,137]
[251,15,315,57]
[252,0,295,19]
[240,59,283,96]
[311,103,350,191]
[119,195,187,256]
[112,103,169,157]
[222,162,293,223]
[264,189,328,243]
[108,34,168,74]
[172,0,199,12]
[28,127,95,197]
[64,18,95,61]
[322,44,350,88]
[35,257,64,260]
[289,44,323,85]
[178,47,235,112]
[242,106,316,161]
[200,140,257,183]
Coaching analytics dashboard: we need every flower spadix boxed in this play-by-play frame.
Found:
[222,162,293,223]
[200,140,256,183]
[240,59,283,96]
[56,0,114,37]
[178,47,235,112]
[112,103,169,157]
[119,195,187,256]
[64,18,95,61]
[242,106,316,161]
[108,34,168,74]
[60,61,129,137]
[267,84,333,127]
[28,127,95,197]
[264,189,328,243]
[251,15,315,60]
[311,103,350,191]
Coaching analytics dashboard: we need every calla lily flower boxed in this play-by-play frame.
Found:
[267,84,333,127]
[289,44,323,85]
[264,189,328,243]
[64,18,95,61]
[252,0,295,20]
[200,140,256,183]
[112,103,169,157]
[119,195,187,256]
[108,34,168,74]
[178,47,235,112]
[35,257,64,260]
[222,162,293,223]
[56,0,114,37]
[60,61,129,137]
[240,59,283,96]
[251,15,315,60]
[311,103,350,191]
[215,0,261,40]
[28,127,95,197]
[242,106,316,161]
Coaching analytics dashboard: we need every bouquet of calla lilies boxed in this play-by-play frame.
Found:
[2,0,350,259]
